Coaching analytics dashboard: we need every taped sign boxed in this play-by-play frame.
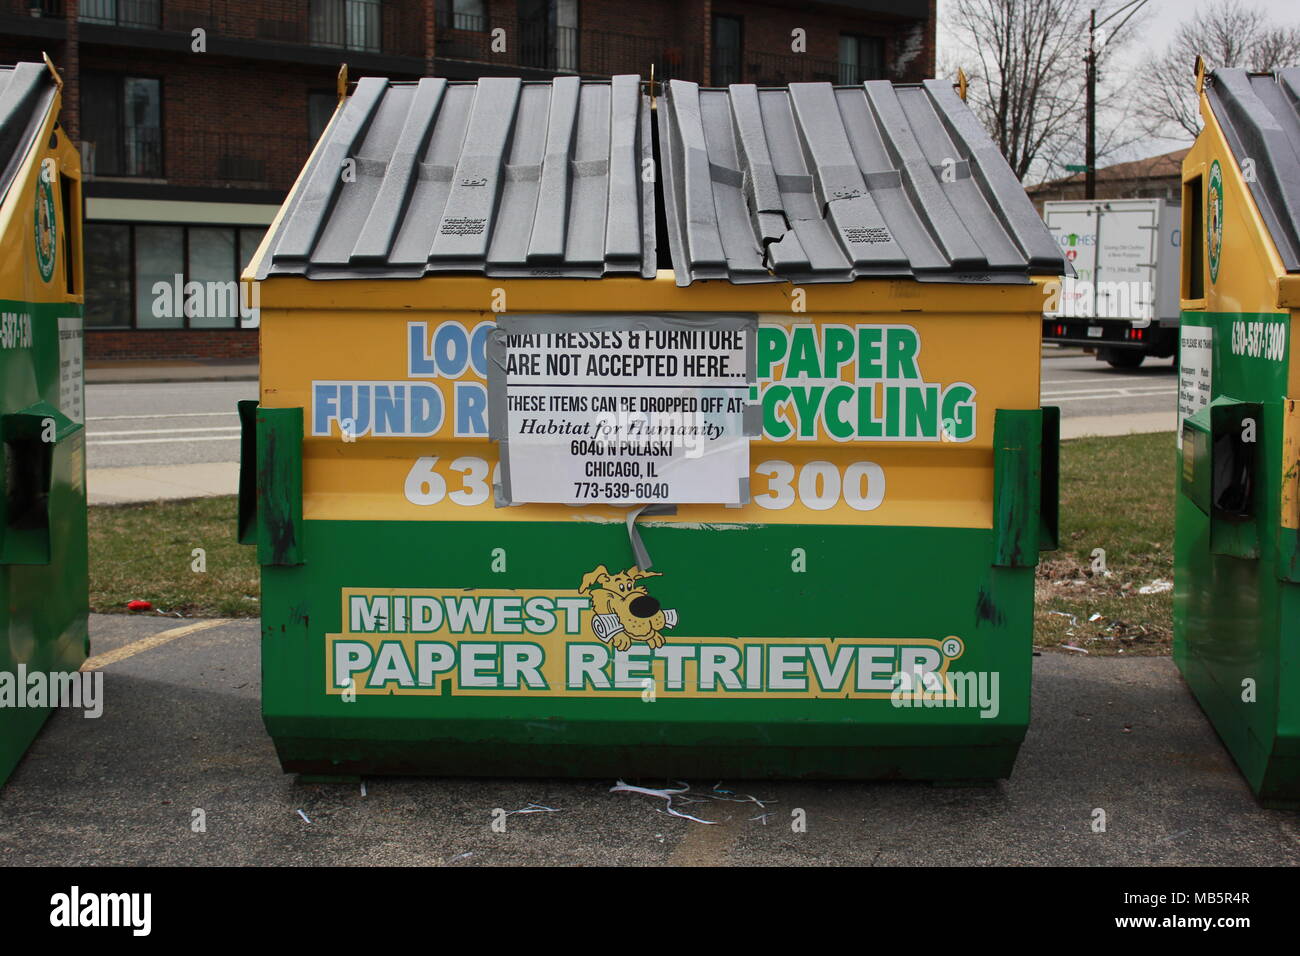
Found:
[488,314,757,505]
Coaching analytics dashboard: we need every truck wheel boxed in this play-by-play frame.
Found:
[1104,349,1144,369]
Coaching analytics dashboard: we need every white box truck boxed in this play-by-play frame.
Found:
[1041,198,1181,368]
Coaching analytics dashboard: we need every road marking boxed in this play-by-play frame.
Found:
[81,619,233,671]
[1042,385,1176,397]
[90,426,241,437]
[88,436,242,446]
[88,412,239,421]
[1042,376,1172,386]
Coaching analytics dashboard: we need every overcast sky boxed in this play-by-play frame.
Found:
[934,0,1300,179]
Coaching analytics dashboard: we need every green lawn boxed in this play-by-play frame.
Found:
[1035,432,1176,655]
[89,433,1180,653]
[89,496,258,619]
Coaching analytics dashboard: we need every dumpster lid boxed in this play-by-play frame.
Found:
[657,79,1067,286]
[1206,68,1300,274]
[257,75,655,281]
[0,62,56,208]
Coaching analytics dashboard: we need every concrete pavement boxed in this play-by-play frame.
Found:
[86,359,257,385]
[0,614,1296,866]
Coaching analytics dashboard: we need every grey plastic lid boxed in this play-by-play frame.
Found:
[1206,68,1300,274]
[0,62,56,207]
[657,79,1067,285]
[257,74,656,281]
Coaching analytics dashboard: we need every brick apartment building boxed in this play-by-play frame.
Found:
[0,0,935,361]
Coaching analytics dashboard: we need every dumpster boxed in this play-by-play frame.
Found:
[1174,63,1300,807]
[241,74,1065,780]
[0,59,88,786]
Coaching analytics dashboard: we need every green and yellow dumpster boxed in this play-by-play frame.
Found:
[241,74,1065,780]
[1174,63,1300,806]
[0,59,88,786]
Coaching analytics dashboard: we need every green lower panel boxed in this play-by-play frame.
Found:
[1172,311,1300,804]
[0,434,89,786]
[261,519,1034,780]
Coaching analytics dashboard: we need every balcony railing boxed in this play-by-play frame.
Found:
[743,51,841,86]
[5,0,425,58]
[80,126,162,179]
[80,127,310,191]
[79,0,160,29]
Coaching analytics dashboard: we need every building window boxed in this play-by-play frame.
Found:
[81,74,162,179]
[712,16,742,86]
[84,223,266,330]
[839,34,884,84]
[80,0,162,29]
[449,0,487,32]
[310,0,381,53]
[308,92,338,144]
[518,0,578,73]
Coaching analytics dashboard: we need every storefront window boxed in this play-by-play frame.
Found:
[85,222,268,330]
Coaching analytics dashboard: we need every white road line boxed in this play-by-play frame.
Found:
[1042,385,1176,398]
[87,412,239,421]
[1047,394,1176,404]
[1041,376,1172,386]
[87,436,242,446]
[89,426,241,437]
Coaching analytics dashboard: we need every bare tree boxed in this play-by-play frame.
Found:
[946,0,1144,182]
[1138,0,1300,141]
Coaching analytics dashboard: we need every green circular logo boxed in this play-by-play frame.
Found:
[34,174,56,283]
[1208,159,1223,285]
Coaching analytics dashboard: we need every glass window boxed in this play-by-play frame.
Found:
[311,0,381,52]
[84,224,131,329]
[188,228,238,329]
[81,74,161,178]
[839,35,884,84]
[451,0,487,31]
[135,226,184,329]
[81,0,161,29]
[308,92,337,144]
[712,16,742,86]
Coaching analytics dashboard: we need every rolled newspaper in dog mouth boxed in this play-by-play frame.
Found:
[591,608,680,643]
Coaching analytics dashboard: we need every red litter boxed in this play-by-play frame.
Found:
[126,600,153,611]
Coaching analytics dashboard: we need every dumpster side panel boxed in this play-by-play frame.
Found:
[254,294,1045,779]
[0,96,87,786]
[1175,81,1300,804]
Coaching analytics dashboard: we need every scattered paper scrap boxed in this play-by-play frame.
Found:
[610,780,717,825]
[1061,644,1089,654]
[1138,579,1173,595]
[503,803,562,816]
[296,809,311,824]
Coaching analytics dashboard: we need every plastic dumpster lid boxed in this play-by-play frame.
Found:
[1205,68,1300,274]
[657,79,1067,286]
[256,74,655,281]
[0,62,56,208]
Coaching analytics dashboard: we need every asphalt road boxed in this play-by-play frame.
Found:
[1,615,1296,867]
[84,354,1176,472]
[85,380,255,470]
[1041,348,1178,420]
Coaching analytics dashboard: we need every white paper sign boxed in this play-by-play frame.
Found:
[57,316,84,424]
[1178,325,1213,448]
[497,321,753,505]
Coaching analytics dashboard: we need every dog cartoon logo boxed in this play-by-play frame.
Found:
[578,565,679,651]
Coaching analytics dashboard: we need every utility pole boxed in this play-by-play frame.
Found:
[1082,0,1150,200]
[1086,8,1097,199]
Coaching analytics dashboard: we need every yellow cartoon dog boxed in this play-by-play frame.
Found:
[578,565,678,651]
